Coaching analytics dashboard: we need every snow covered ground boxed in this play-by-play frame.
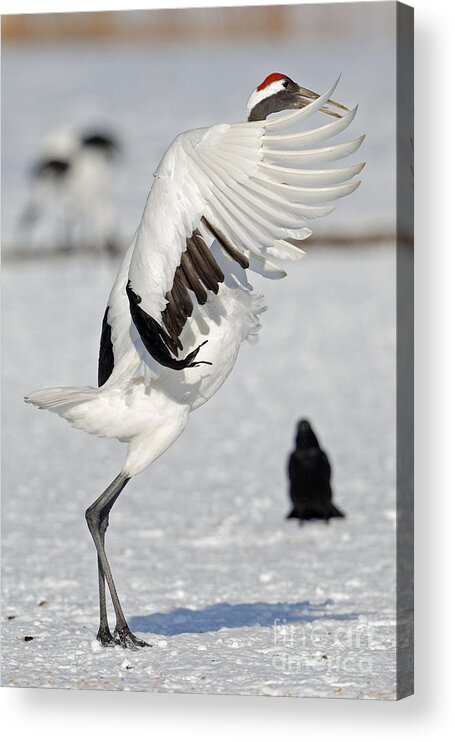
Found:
[2,244,398,698]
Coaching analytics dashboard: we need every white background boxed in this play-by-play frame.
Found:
[0,0,453,738]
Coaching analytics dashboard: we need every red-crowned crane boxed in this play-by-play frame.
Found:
[26,73,364,649]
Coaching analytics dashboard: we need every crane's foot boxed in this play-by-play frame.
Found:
[96,626,117,647]
[114,625,151,650]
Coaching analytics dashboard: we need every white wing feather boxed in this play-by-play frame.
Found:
[124,77,364,339]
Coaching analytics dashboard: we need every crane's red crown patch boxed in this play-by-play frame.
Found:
[257,73,289,91]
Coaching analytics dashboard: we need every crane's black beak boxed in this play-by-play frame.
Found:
[296,85,349,118]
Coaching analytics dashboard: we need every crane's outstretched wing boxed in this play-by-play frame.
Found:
[101,78,364,380]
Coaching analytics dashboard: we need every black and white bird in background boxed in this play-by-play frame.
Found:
[19,127,121,253]
[26,73,364,649]
[287,419,345,523]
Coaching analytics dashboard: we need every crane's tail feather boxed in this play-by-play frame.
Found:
[25,386,97,415]
[25,386,122,439]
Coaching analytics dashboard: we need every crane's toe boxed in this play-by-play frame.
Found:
[96,626,117,647]
[114,626,151,650]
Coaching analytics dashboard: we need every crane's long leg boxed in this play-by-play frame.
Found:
[85,472,150,649]
[93,497,130,645]
[96,536,113,645]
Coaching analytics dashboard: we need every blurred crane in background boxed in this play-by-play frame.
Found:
[19,127,121,254]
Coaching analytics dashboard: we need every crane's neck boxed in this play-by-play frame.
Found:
[247,90,301,122]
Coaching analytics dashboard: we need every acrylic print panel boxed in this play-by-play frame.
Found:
[1,2,413,698]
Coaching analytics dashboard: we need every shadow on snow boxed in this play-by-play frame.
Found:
[129,599,358,636]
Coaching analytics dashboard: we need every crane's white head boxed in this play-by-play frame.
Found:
[247,72,348,122]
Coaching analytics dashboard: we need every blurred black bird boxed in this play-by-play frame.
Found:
[287,420,345,523]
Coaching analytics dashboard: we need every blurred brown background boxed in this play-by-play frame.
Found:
[2,4,394,44]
